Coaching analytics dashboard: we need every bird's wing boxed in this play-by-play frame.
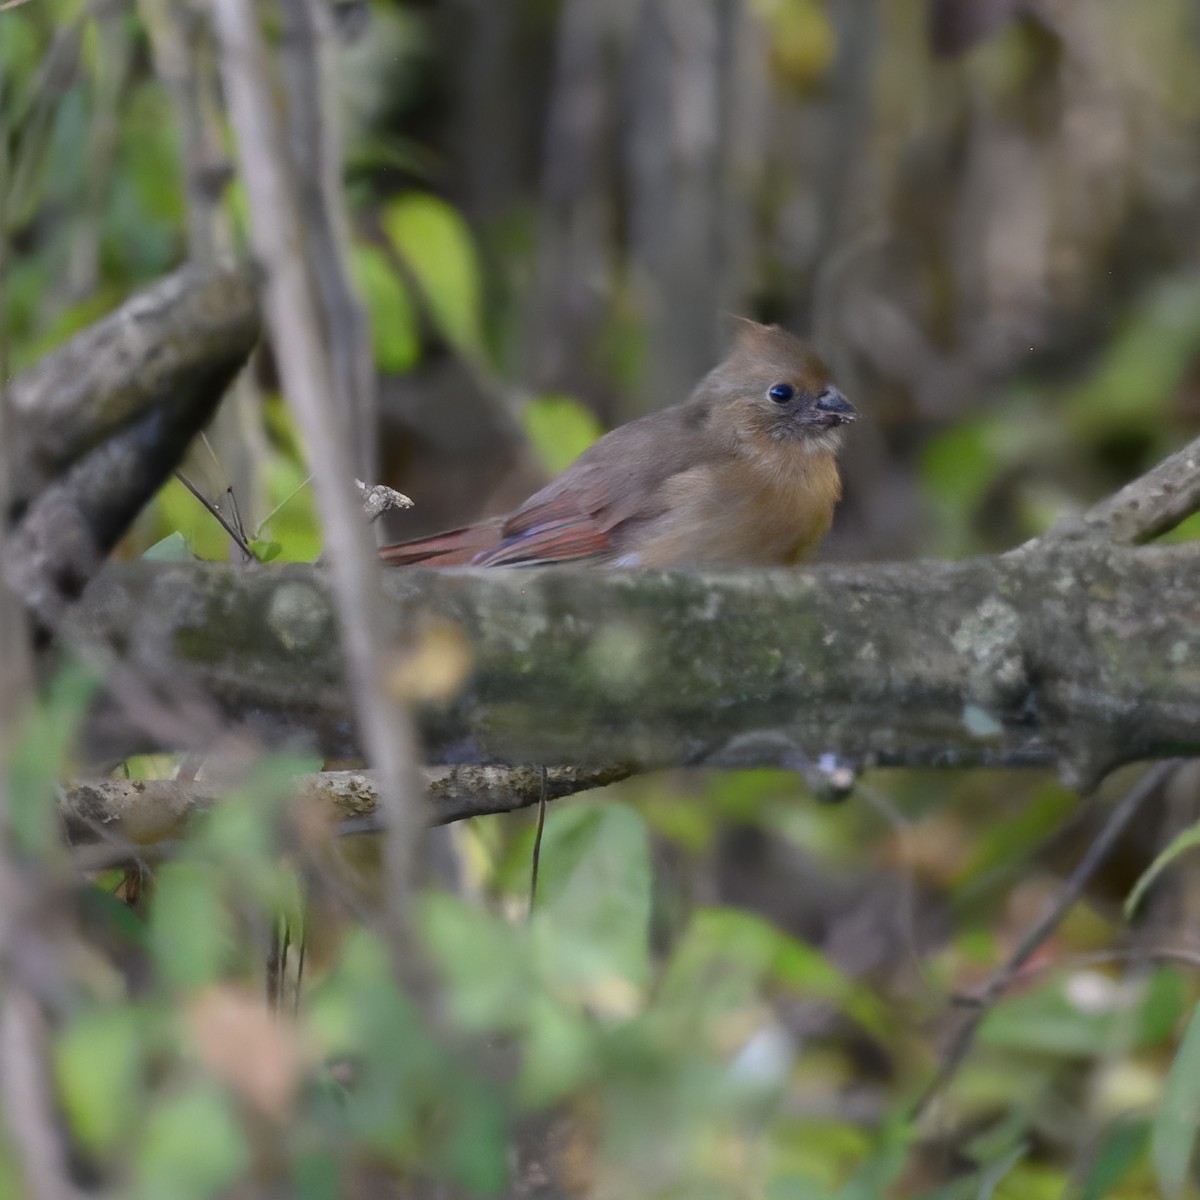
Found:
[380,407,711,568]
[478,411,706,565]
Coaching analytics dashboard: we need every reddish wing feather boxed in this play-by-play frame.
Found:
[474,516,613,566]
[378,520,504,567]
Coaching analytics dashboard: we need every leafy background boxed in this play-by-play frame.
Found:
[4,0,1200,1197]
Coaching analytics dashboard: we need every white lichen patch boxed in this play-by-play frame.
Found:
[267,582,331,652]
[692,589,725,623]
[952,597,1021,661]
[962,703,1003,738]
[586,622,649,696]
[479,583,551,657]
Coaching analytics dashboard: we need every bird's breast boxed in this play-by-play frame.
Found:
[622,448,842,567]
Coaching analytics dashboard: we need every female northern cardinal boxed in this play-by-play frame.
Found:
[380,320,856,568]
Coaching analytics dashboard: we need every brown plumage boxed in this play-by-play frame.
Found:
[380,321,856,569]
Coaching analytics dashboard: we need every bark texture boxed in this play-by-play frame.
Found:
[76,542,1200,788]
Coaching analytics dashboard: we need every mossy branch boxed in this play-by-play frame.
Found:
[74,540,1200,794]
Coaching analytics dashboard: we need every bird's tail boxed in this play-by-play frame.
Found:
[378,519,505,567]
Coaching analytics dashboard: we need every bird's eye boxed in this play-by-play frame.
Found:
[768,383,794,404]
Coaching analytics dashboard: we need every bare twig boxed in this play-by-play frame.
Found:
[140,0,270,527]
[0,170,33,731]
[528,767,548,914]
[0,994,86,1200]
[58,765,632,853]
[1039,434,1200,547]
[913,760,1180,1118]
[976,946,1200,987]
[211,0,426,939]
[65,2,134,301]
[137,0,232,260]
[174,470,256,562]
[278,0,378,479]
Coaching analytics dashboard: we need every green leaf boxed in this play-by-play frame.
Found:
[1126,818,1200,918]
[974,1144,1029,1200]
[304,929,421,1067]
[516,994,595,1106]
[767,1179,838,1200]
[293,1149,341,1200]
[836,1115,915,1200]
[143,531,193,562]
[418,893,531,1031]
[432,1074,510,1195]
[521,394,604,475]
[1076,1118,1150,1200]
[134,1085,250,1200]
[55,1007,144,1152]
[1064,278,1200,437]
[6,662,99,856]
[660,908,888,1039]
[148,863,235,989]
[1152,1000,1200,1199]
[248,538,282,563]
[749,0,838,93]
[531,802,653,994]
[13,287,123,372]
[258,444,323,563]
[980,969,1186,1057]
[381,192,483,355]
[153,476,233,562]
[349,241,420,373]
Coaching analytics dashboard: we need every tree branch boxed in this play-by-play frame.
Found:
[7,264,259,512]
[5,266,260,619]
[75,539,1200,792]
[1040,432,1200,546]
[60,765,631,855]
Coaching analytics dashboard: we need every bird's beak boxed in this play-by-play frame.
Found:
[814,386,857,424]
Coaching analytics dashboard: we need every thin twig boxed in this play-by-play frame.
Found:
[953,946,1200,995]
[174,470,255,562]
[211,0,426,951]
[0,994,87,1200]
[1038,434,1200,547]
[278,0,377,479]
[855,779,938,1003]
[912,759,1180,1119]
[529,767,548,915]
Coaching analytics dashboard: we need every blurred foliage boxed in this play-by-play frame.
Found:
[521,394,605,475]
[5,0,1200,1197]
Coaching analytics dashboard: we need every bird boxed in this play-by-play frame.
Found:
[379,320,856,569]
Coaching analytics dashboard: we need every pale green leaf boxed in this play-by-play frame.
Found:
[1152,1001,1200,1199]
[55,1007,143,1152]
[381,192,483,354]
[1127,819,1200,918]
[148,863,235,989]
[7,663,99,856]
[134,1085,250,1200]
[532,803,653,993]
[522,394,604,475]
[349,241,420,373]
[142,531,193,562]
